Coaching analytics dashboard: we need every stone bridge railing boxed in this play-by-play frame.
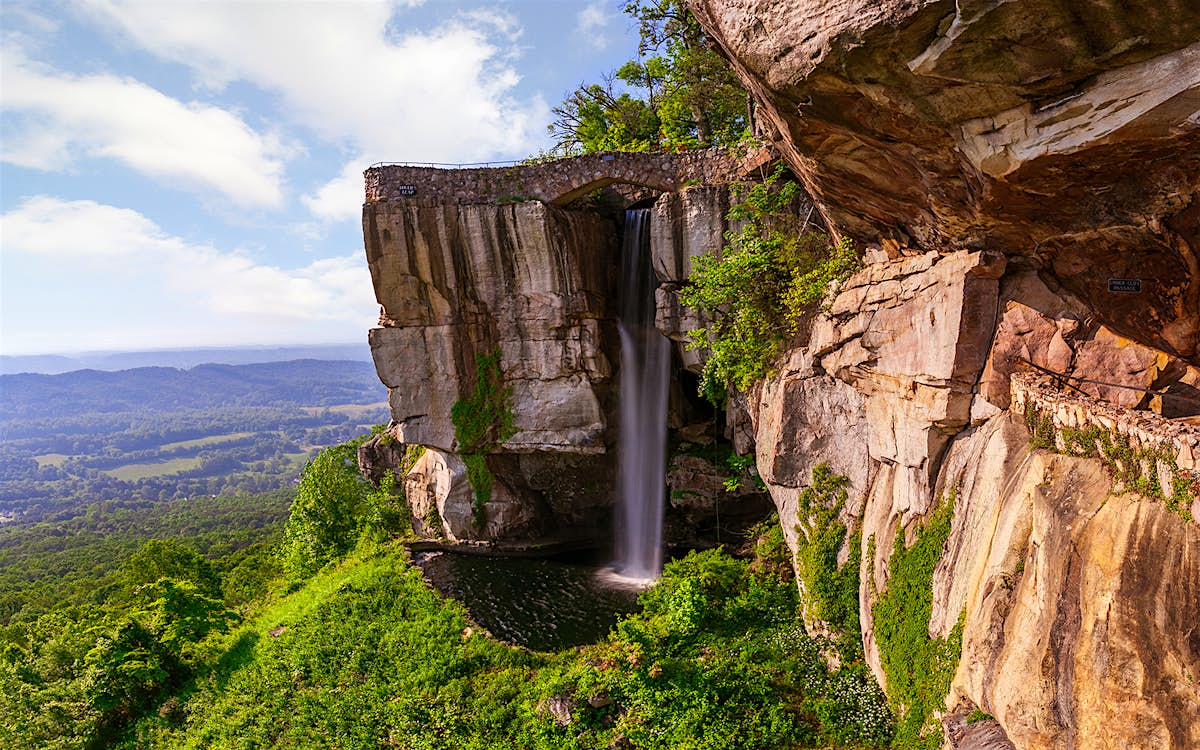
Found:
[364,147,774,205]
[1011,372,1200,517]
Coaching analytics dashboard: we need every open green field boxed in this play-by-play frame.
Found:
[103,456,203,481]
[158,432,255,451]
[300,401,388,418]
[33,453,70,468]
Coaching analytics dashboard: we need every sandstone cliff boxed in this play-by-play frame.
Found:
[685,1,1200,747]
[360,159,772,548]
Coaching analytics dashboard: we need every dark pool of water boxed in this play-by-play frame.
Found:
[413,551,641,652]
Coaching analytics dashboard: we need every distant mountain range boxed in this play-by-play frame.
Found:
[0,343,373,375]
[1,358,387,419]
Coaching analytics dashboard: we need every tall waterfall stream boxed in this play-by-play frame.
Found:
[613,208,670,581]
[414,209,671,649]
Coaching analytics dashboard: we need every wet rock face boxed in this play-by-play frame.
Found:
[690,0,1200,360]
[362,192,761,547]
[663,452,774,548]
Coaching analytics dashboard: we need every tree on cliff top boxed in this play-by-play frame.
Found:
[548,0,748,153]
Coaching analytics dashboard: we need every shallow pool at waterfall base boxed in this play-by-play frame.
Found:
[413,551,643,651]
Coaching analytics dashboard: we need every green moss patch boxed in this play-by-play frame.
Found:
[1024,403,1196,521]
[871,493,962,750]
[450,349,516,526]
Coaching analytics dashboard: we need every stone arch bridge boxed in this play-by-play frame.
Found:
[363,147,773,205]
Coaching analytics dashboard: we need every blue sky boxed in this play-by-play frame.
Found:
[1,0,638,355]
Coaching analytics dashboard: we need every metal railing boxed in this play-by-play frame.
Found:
[368,159,526,170]
[1015,357,1172,397]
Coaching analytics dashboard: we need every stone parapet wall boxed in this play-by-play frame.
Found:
[364,147,773,205]
[1011,372,1200,509]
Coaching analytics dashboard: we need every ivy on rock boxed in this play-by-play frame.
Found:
[450,349,516,526]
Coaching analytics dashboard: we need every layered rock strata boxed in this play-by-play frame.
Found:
[751,251,1200,748]
[363,182,765,546]
[690,0,1200,360]
[361,3,1200,744]
[363,199,619,541]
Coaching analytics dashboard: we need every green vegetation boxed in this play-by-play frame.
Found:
[548,0,749,153]
[0,491,289,625]
[0,496,285,749]
[871,493,963,750]
[1024,404,1196,520]
[450,349,516,525]
[122,542,893,749]
[282,441,375,577]
[680,163,860,404]
[2,428,905,748]
[792,465,862,655]
[157,432,256,452]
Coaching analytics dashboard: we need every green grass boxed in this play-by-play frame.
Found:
[128,544,894,749]
[158,433,254,452]
[104,456,203,481]
[33,453,70,468]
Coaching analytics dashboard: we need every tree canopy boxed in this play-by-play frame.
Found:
[548,0,749,154]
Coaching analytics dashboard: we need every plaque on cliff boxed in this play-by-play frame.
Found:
[1107,278,1142,293]
[396,185,417,196]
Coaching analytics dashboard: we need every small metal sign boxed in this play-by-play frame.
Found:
[1107,278,1142,293]
[396,185,417,196]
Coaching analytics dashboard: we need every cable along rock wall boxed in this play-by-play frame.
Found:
[687,1,1200,748]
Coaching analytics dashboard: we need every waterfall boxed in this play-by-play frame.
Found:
[614,208,670,581]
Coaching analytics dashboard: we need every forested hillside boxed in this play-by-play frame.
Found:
[1,434,897,749]
[0,360,388,522]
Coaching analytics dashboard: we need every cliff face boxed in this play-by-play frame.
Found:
[685,1,1200,747]
[690,0,1200,360]
[751,250,1200,749]
[362,200,619,542]
[361,176,773,547]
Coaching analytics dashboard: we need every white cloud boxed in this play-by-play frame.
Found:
[303,160,370,223]
[84,0,551,169]
[1,196,378,351]
[576,1,613,51]
[0,51,291,208]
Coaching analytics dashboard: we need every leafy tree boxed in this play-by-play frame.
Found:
[282,442,370,576]
[143,578,234,655]
[84,618,182,739]
[121,538,222,600]
[549,0,748,153]
[360,472,411,543]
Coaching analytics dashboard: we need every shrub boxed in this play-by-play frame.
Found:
[282,442,371,576]
[680,163,859,404]
[792,464,861,647]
